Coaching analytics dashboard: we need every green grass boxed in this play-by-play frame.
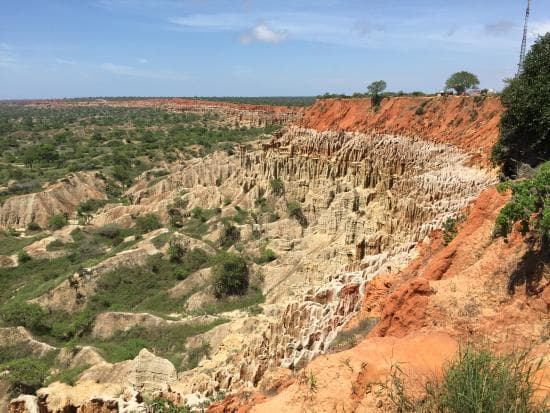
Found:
[329,317,378,352]
[0,233,45,255]
[194,286,264,315]
[388,347,549,413]
[46,364,90,386]
[86,320,226,367]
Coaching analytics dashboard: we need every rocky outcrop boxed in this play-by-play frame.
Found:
[0,172,106,230]
[0,327,56,357]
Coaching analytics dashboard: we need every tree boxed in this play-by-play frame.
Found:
[492,33,550,176]
[367,80,387,96]
[22,144,58,167]
[212,252,249,298]
[367,80,387,110]
[445,71,479,94]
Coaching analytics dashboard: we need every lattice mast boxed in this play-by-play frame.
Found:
[518,0,531,74]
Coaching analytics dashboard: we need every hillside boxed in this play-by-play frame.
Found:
[0,97,547,413]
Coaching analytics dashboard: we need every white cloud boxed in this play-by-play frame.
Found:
[530,20,550,37]
[138,58,148,64]
[240,24,288,44]
[100,62,188,80]
[55,58,77,65]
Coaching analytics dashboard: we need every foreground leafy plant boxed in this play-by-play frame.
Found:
[494,161,549,242]
[388,347,547,413]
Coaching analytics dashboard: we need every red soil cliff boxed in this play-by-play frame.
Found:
[299,97,502,164]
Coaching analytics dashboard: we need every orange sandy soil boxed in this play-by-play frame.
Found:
[209,188,549,413]
[299,97,503,165]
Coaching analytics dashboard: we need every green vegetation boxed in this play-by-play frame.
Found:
[89,321,225,366]
[47,213,68,230]
[0,356,52,396]
[0,104,279,200]
[255,248,277,264]
[219,223,241,249]
[388,347,548,413]
[212,252,249,298]
[367,80,387,109]
[145,398,191,413]
[442,216,459,245]
[270,178,285,196]
[287,201,308,227]
[135,213,162,234]
[445,71,480,94]
[494,161,549,243]
[46,364,90,386]
[492,33,550,176]
[330,318,378,352]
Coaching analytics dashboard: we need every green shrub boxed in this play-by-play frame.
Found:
[442,217,459,245]
[145,398,191,413]
[494,161,549,242]
[287,201,308,227]
[48,213,68,230]
[168,240,186,262]
[95,223,122,239]
[212,252,249,298]
[135,213,162,234]
[191,207,217,223]
[1,357,50,396]
[0,301,47,332]
[77,199,108,216]
[219,223,240,249]
[255,248,277,264]
[46,364,90,386]
[17,250,32,264]
[388,347,547,413]
[270,178,285,196]
[26,222,41,231]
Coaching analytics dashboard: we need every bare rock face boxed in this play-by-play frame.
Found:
[0,172,106,230]
[7,396,39,413]
[0,327,56,357]
[127,349,177,393]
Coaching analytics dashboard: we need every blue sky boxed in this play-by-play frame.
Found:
[1,0,549,98]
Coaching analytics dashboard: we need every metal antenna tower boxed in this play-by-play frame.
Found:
[518,0,531,74]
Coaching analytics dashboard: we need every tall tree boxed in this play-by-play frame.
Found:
[492,33,550,176]
[445,71,479,94]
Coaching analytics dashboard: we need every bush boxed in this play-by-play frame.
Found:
[95,223,122,239]
[255,248,277,264]
[48,213,68,230]
[77,198,108,216]
[269,178,285,196]
[212,252,249,298]
[26,222,41,231]
[219,223,240,248]
[17,250,32,264]
[388,347,547,413]
[287,201,308,227]
[442,217,459,245]
[494,161,549,242]
[0,301,46,332]
[135,213,162,234]
[492,33,550,176]
[1,357,50,396]
[168,240,186,262]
